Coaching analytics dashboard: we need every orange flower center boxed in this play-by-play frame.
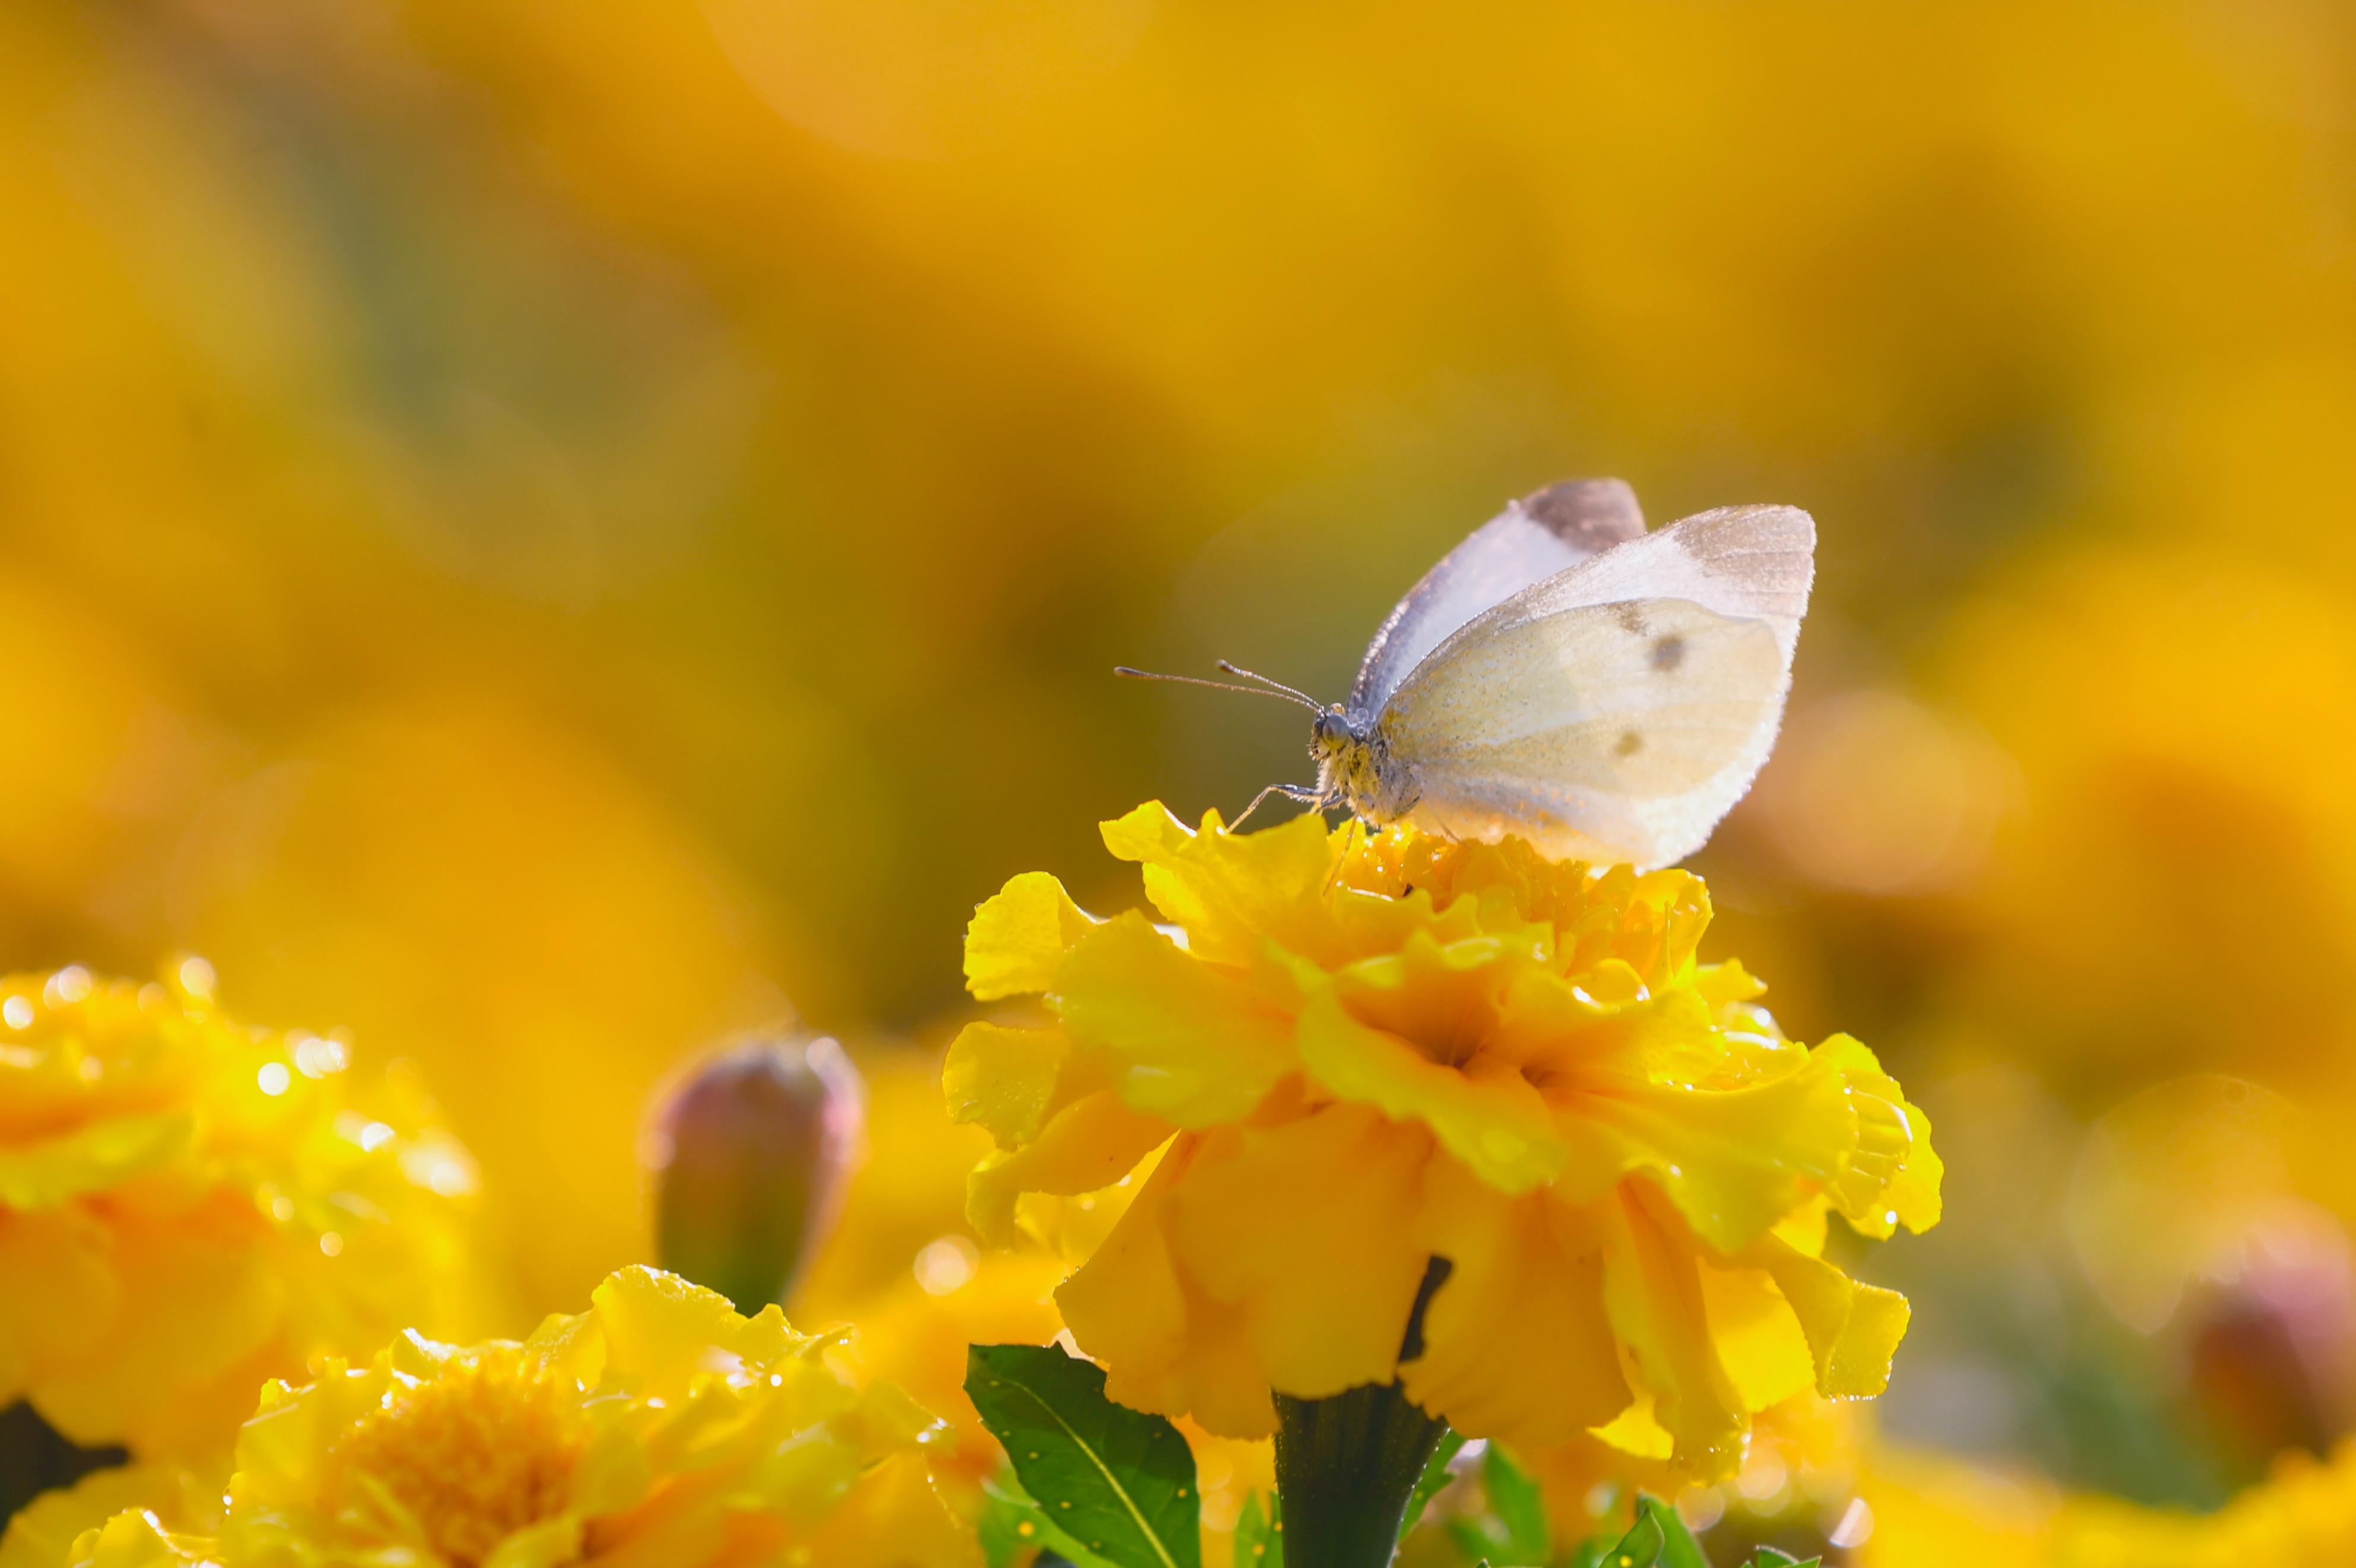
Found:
[338,1354,587,1567]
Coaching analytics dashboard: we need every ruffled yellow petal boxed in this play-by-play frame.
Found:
[1589,1382,1676,1461]
[1057,1136,1278,1439]
[0,1113,194,1210]
[588,1262,812,1390]
[1052,913,1294,1125]
[805,1449,984,1568]
[0,1208,116,1402]
[1565,1041,1860,1253]
[965,1088,1171,1246]
[1750,1235,1913,1399]
[30,1203,278,1452]
[1599,1185,1746,1477]
[965,872,1099,1001]
[1164,1104,1434,1401]
[61,1510,211,1568]
[1813,1035,1944,1238]
[942,1022,1072,1148]
[1100,803,1338,968]
[1696,1262,1817,1412]
[1401,1160,1627,1449]
[1291,959,1564,1194]
[1694,958,1768,1009]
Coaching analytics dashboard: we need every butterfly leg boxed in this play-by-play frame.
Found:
[1230,783,1324,830]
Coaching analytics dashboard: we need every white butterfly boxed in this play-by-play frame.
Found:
[1126,479,1814,868]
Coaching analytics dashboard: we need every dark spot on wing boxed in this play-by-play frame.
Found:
[1651,635,1686,671]
[1521,478,1646,550]
[1614,603,1647,635]
[1616,730,1643,756]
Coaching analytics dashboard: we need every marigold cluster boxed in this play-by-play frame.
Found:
[54,1266,972,1568]
[948,804,1941,1475]
[0,965,476,1460]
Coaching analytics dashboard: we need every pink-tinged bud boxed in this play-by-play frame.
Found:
[2181,1243,2354,1481]
[648,1033,864,1315]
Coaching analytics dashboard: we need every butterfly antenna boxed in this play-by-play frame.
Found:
[1214,660,1325,708]
[1114,666,1325,713]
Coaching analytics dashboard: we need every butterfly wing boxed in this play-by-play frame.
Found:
[1350,478,1646,714]
[1379,505,1815,867]
[1502,503,1814,660]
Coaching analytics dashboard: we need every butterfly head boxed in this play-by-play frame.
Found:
[1311,707,1355,753]
[1310,707,1402,821]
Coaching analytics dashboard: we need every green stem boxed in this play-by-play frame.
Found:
[1274,1382,1450,1568]
[1272,1259,1455,1568]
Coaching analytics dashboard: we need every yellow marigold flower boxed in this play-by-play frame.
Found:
[0,965,476,1461]
[1863,1437,2356,1567]
[55,1266,974,1568]
[947,804,1941,1475]
[0,1465,222,1568]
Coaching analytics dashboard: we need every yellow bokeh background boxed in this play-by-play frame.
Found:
[10,0,2356,1531]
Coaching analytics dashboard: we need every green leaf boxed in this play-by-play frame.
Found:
[1749,1551,1820,1568]
[978,1474,1047,1568]
[1483,1445,1551,1566]
[1396,1429,1467,1542]
[1234,1491,1284,1568]
[977,1480,1031,1568]
[1447,1515,1494,1562]
[1443,1445,1551,1567]
[965,1345,1203,1568]
[978,1471,1122,1568]
[1596,1496,1708,1568]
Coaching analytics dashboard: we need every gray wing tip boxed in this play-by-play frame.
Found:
[1667,502,1816,552]
[1518,477,1646,550]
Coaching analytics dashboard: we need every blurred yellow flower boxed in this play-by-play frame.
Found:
[1941,549,2356,1098]
[948,804,1940,1475]
[0,1465,222,1568]
[1864,1437,2356,1567]
[56,1266,974,1568]
[0,965,476,1461]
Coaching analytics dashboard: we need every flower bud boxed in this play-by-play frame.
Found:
[648,1032,864,1315]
